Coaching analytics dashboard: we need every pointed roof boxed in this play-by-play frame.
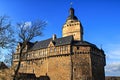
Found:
[67,7,78,21]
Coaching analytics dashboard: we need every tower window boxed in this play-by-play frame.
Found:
[54,48,56,52]
[77,47,79,50]
[50,47,52,52]
[73,68,76,72]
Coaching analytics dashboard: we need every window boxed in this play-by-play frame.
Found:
[50,47,52,52]
[16,48,19,52]
[27,54,31,58]
[39,52,41,56]
[73,68,76,72]
[20,64,23,67]
[14,55,19,59]
[77,46,79,50]
[45,49,47,54]
[60,47,62,51]
[27,61,30,65]
[63,46,67,51]
[54,48,56,52]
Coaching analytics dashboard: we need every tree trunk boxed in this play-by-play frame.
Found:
[13,46,24,80]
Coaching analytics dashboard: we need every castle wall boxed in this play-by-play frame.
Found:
[13,44,105,80]
[47,55,71,80]
[17,55,71,80]
[13,45,72,80]
[72,53,92,80]
[72,46,92,80]
[91,51,105,80]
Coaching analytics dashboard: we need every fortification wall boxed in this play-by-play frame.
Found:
[18,55,71,80]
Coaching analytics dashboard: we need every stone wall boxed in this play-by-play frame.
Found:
[17,55,71,80]
[72,53,92,80]
[62,21,83,41]
[90,48,105,80]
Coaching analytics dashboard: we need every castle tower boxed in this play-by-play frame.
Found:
[62,7,83,41]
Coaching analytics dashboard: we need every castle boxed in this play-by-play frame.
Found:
[13,7,106,80]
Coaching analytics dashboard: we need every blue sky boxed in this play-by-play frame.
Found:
[0,0,120,76]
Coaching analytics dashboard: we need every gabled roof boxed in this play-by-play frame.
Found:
[31,35,73,50]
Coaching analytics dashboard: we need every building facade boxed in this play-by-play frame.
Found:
[13,7,106,80]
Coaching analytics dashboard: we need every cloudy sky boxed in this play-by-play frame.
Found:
[0,0,120,76]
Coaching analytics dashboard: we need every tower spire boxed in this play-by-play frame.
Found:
[62,6,84,41]
[70,7,74,16]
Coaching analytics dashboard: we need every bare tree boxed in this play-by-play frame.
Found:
[4,49,15,67]
[0,15,15,48]
[13,20,46,80]
[0,15,15,66]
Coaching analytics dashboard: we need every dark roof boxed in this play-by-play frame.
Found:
[54,35,73,46]
[18,73,36,79]
[19,42,34,47]
[73,41,97,48]
[31,38,52,50]
[31,36,73,50]
[67,8,78,21]
[29,35,98,51]
[0,62,8,69]
[18,73,36,76]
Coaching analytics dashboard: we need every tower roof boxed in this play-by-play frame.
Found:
[67,7,78,21]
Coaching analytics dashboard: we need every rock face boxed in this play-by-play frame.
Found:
[13,7,106,80]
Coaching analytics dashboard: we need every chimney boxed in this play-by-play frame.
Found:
[52,34,57,40]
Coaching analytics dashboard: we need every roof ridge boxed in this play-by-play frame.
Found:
[36,35,73,43]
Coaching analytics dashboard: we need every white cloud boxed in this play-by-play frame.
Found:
[20,21,32,29]
[105,62,120,76]
[106,50,120,61]
[104,44,120,76]
[25,21,32,27]
[105,44,120,60]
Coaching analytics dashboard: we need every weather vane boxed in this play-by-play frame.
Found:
[70,2,73,8]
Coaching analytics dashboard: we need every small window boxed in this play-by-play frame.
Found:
[54,48,56,52]
[27,61,30,65]
[60,47,62,51]
[20,64,23,67]
[74,68,76,72]
[77,47,79,50]
[50,47,52,52]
